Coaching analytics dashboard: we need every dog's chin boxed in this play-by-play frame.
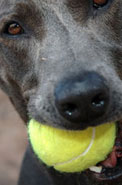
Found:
[87,121,122,181]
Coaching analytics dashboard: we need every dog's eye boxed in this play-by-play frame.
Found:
[4,22,24,35]
[93,0,108,8]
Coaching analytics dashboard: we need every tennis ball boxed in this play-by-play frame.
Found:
[28,119,116,173]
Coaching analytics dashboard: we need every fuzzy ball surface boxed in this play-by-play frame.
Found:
[28,120,116,173]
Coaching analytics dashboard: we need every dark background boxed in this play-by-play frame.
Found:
[0,90,27,185]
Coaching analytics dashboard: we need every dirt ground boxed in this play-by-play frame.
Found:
[0,90,27,185]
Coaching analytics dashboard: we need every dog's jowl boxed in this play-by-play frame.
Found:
[0,0,122,185]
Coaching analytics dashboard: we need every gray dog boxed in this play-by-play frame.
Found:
[0,0,122,185]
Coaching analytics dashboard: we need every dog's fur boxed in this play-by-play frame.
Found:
[0,0,122,184]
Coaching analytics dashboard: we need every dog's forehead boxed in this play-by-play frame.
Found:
[0,0,87,11]
[0,0,64,6]
[0,0,120,15]
[0,0,64,18]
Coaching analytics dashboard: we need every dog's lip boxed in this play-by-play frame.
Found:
[88,121,122,181]
[92,159,122,181]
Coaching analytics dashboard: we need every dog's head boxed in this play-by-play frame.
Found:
[0,0,122,184]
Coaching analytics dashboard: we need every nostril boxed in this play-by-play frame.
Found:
[61,103,78,116]
[55,72,110,125]
[91,93,107,109]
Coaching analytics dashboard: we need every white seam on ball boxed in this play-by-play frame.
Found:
[81,128,96,157]
[54,128,96,167]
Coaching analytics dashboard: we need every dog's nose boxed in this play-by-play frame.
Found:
[55,72,109,125]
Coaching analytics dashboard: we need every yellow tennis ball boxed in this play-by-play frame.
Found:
[28,119,116,173]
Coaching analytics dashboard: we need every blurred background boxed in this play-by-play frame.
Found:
[0,90,27,185]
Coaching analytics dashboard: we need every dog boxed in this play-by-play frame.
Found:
[0,0,122,184]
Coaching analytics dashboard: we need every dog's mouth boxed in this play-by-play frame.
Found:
[88,121,122,181]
